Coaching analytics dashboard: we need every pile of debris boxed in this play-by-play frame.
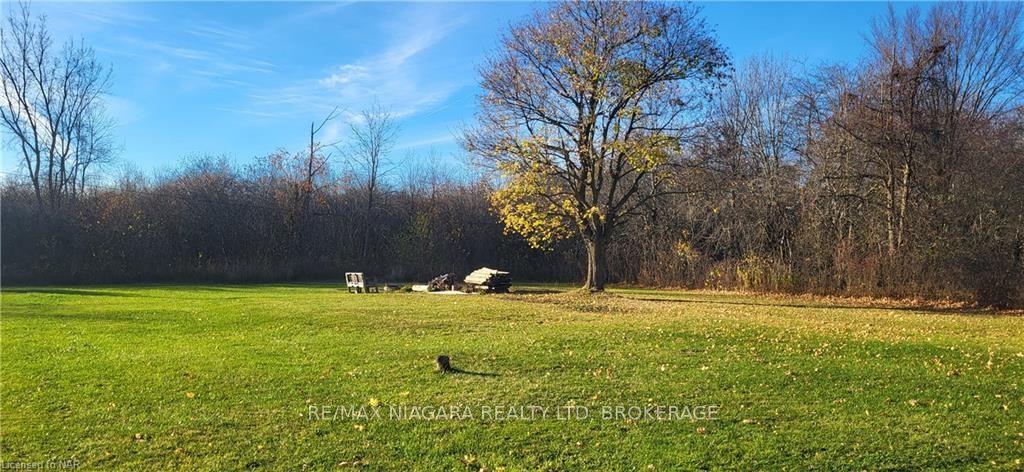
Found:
[428,273,456,292]
[463,267,512,293]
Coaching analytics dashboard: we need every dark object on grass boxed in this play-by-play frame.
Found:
[434,355,499,377]
[428,273,456,292]
[463,267,512,293]
[435,355,451,373]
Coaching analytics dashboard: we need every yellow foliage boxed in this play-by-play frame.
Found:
[608,133,678,172]
[491,170,574,249]
[674,240,699,263]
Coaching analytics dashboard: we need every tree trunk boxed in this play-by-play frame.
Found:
[361,186,375,264]
[582,236,608,291]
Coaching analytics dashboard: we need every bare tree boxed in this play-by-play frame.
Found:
[71,104,118,195]
[305,107,340,217]
[264,108,339,256]
[0,2,111,209]
[703,55,802,260]
[923,2,1023,187]
[795,2,1023,301]
[348,102,399,262]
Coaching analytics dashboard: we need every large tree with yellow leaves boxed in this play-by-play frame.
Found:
[464,1,728,290]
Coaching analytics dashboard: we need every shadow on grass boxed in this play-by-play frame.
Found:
[1,310,159,323]
[445,367,500,377]
[508,287,562,295]
[2,288,145,297]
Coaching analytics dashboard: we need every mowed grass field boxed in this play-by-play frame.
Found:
[1,284,1022,470]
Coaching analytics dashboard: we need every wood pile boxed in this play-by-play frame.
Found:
[463,267,512,293]
[428,273,456,291]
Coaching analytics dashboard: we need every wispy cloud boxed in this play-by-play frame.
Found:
[105,95,144,126]
[67,5,155,27]
[37,2,155,40]
[275,2,356,28]
[109,29,274,87]
[213,107,276,118]
[395,133,456,151]
[186,23,253,51]
[238,7,470,124]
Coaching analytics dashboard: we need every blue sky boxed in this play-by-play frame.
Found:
[4,1,926,176]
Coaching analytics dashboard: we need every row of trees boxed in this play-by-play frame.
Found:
[2,154,577,284]
[3,1,1022,305]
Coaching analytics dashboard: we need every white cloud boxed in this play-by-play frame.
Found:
[186,23,253,51]
[320,120,345,145]
[238,7,470,124]
[319,65,371,87]
[110,35,275,87]
[275,2,356,28]
[105,95,143,125]
[213,107,275,118]
[63,4,155,27]
[395,133,456,151]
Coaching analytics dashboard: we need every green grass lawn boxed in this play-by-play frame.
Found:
[1,284,1022,470]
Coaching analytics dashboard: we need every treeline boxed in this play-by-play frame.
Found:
[608,3,1024,306]
[2,2,1023,306]
[1,157,579,284]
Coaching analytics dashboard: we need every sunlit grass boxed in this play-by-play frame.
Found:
[1,284,1022,469]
